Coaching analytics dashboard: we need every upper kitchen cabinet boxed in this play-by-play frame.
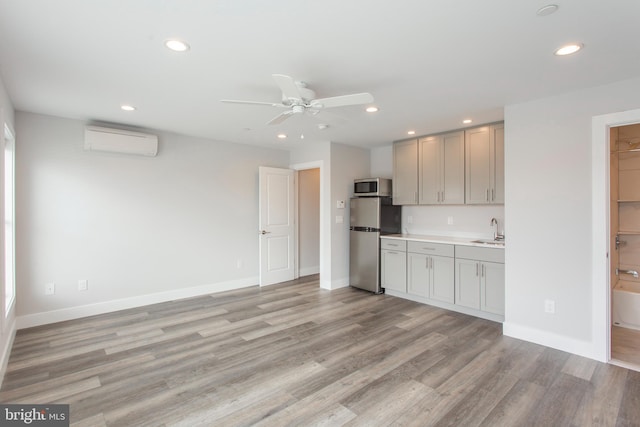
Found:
[419,131,464,205]
[465,124,504,204]
[393,139,419,205]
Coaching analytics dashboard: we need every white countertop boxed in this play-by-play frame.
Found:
[382,233,505,249]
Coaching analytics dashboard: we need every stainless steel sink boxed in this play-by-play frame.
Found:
[470,239,505,246]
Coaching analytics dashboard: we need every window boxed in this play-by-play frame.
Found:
[4,124,15,315]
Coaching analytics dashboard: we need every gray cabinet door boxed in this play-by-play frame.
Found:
[442,131,465,204]
[418,136,441,204]
[381,249,407,292]
[393,140,418,205]
[481,261,505,315]
[491,124,505,204]
[430,255,455,303]
[407,252,429,297]
[465,126,492,204]
[455,258,480,309]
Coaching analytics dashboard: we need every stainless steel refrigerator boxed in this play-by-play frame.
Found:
[349,197,401,293]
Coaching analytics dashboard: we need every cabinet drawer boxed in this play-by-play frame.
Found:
[381,239,407,251]
[455,245,504,263]
[407,241,454,257]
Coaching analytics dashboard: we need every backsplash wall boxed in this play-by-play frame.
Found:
[401,204,505,239]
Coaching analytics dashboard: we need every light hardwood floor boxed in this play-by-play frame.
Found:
[612,325,640,367]
[1,275,639,426]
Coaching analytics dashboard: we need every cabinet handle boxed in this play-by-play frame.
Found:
[476,263,479,276]
[441,190,445,202]
[422,247,435,251]
[415,191,418,203]
[481,264,485,277]
[486,189,489,201]
[491,189,495,201]
[388,251,399,255]
[388,243,398,247]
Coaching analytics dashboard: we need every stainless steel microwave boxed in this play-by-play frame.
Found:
[353,178,391,197]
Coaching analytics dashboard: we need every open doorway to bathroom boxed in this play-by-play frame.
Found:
[610,123,640,368]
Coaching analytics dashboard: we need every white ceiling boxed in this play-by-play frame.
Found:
[0,0,639,149]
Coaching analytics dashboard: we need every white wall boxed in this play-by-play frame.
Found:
[370,146,392,178]
[504,76,640,360]
[15,112,290,326]
[298,168,319,276]
[402,205,505,239]
[0,75,16,386]
[331,143,370,288]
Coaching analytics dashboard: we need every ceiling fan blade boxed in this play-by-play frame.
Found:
[267,110,294,125]
[272,74,302,100]
[311,92,374,109]
[220,99,284,107]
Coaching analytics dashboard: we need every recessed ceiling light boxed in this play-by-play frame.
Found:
[165,39,190,52]
[365,106,379,113]
[121,105,136,111]
[463,119,472,124]
[537,4,559,16]
[554,43,583,56]
[407,130,416,135]
[277,133,287,139]
[317,124,329,130]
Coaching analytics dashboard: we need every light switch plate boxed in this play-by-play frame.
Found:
[336,215,343,223]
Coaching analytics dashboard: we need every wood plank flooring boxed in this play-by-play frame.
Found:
[1,275,639,426]
[612,325,640,367]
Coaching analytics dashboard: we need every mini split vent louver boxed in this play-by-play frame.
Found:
[84,126,158,157]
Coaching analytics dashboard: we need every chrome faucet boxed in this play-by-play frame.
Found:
[490,218,505,241]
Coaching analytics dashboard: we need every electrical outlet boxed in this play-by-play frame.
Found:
[544,299,556,314]
[447,216,454,225]
[78,279,88,291]
[336,200,345,209]
[407,215,413,224]
[45,283,55,295]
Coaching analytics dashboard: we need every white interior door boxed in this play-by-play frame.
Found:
[259,166,295,286]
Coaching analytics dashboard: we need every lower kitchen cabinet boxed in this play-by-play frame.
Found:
[381,237,505,322]
[481,261,505,315]
[381,240,407,293]
[407,242,454,303]
[455,245,505,316]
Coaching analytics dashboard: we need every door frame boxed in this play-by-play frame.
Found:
[290,160,326,287]
[592,107,640,363]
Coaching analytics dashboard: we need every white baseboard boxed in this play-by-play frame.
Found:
[299,266,320,277]
[0,317,16,389]
[503,321,599,361]
[16,276,259,330]
[320,277,349,290]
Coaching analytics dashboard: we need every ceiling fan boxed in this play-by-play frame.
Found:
[221,74,374,125]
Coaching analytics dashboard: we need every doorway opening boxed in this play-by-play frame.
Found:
[297,168,320,280]
[609,123,640,368]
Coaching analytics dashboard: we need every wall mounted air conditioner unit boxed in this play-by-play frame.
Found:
[84,125,158,157]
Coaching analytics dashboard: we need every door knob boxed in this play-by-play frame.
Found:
[260,230,271,235]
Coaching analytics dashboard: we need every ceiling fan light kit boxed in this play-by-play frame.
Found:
[221,74,374,126]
